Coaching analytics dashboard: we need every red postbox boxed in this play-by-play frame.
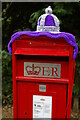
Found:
[8,6,78,119]
[11,35,75,119]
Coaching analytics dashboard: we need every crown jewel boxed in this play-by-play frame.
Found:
[36,6,60,32]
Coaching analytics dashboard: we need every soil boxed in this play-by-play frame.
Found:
[2,106,13,119]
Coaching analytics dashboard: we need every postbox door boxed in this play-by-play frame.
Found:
[17,81,67,119]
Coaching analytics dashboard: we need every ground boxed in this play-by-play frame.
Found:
[2,106,13,118]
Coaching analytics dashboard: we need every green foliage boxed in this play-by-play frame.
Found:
[2,50,12,105]
[54,3,74,15]
[73,36,80,95]
[29,8,44,29]
[73,84,79,96]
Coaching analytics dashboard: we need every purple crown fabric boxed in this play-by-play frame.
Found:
[45,15,55,26]
[8,31,78,59]
[38,15,55,26]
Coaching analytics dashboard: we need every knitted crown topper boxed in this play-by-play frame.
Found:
[36,6,60,32]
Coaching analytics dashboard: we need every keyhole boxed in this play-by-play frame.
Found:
[25,112,27,117]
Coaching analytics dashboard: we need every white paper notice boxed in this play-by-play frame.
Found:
[33,95,52,118]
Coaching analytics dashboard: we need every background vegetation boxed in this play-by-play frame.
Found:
[2,2,80,110]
